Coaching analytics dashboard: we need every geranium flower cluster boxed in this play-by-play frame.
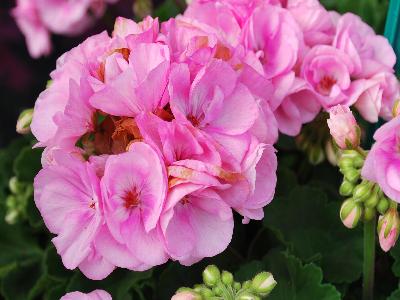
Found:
[31,0,398,280]
[12,0,119,58]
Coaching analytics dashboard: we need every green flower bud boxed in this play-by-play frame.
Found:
[233,282,241,291]
[212,285,223,296]
[377,197,390,215]
[353,181,373,202]
[308,146,325,165]
[353,156,365,169]
[343,168,360,183]
[251,272,276,295]
[340,199,362,229]
[339,180,355,196]
[338,157,354,170]
[203,265,221,287]
[200,287,214,298]
[242,280,252,290]
[16,108,33,135]
[193,284,205,293]
[8,177,21,195]
[365,187,380,208]
[221,271,234,286]
[237,292,261,300]
[364,207,376,221]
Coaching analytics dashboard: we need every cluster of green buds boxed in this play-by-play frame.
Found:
[172,265,276,300]
[338,149,400,251]
[338,149,391,228]
[5,177,33,224]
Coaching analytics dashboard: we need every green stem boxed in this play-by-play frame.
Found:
[363,215,376,300]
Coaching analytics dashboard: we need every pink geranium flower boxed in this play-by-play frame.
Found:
[34,150,115,279]
[98,142,169,270]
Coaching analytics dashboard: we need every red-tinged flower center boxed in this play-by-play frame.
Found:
[89,202,96,209]
[123,188,140,209]
[181,195,190,205]
[318,75,337,95]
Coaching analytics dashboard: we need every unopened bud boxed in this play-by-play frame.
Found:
[16,108,33,135]
[365,187,380,208]
[8,177,22,194]
[203,265,221,287]
[343,168,360,183]
[221,271,233,286]
[242,280,252,290]
[378,208,400,252]
[339,180,355,196]
[325,139,339,166]
[308,146,325,165]
[340,199,362,229]
[212,285,223,296]
[377,197,390,215]
[353,181,373,202]
[327,105,360,150]
[234,282,241,291]
[172,291,201,300]
[251,272,276,295]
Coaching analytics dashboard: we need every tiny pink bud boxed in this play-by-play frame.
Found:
[378,209,400,252]
[327,105,360,150]
[171,291,201,300]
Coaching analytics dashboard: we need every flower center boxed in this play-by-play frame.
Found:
[123,188,140,209]
[97,48,131,82]
[318,75,337,95]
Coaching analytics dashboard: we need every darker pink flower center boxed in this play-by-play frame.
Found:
[318,75,337,95]
[123,189,140,209]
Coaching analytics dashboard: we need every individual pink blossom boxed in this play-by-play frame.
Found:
[160,181,234,265]
[327,105,360,149]
[169,60,259,137]
[12,0,51,58]
[301,45,370,108]
[378,209,400,252]
[184,0,243,47]
[286,0,336,47]
[241,3,301,79]
[89,42,170,117]
[30,31,111,146]
[362,116,400,202]
[34,150,115,279]
[60,290,112,300]
[271,74,321,136]
[333,13,396,78]
[98,142,169,270]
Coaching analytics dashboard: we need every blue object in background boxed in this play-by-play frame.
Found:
[385,0,400,75]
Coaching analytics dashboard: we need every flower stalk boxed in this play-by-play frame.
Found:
[363,215,376,300]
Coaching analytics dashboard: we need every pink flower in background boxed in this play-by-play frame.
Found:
[327,105,360,149]
[333,13,396,78]
[286,0,335,47]
[12,0,118,58]
[61,290,112,300]
[241,3,301,79]
[362,117,400,202]
[12,0,51,58]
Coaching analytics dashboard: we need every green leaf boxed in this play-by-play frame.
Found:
[43,245,73,282]
[264,186,363,283]
[43,283,67,300]
[263,250,341,300]
[13,147,42,183]
[1,259,45,300]
[67,269,152,299]
[390,241,400,277]
[235,261,265,282]
[154,0,181,21]
[388,286,400,300]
